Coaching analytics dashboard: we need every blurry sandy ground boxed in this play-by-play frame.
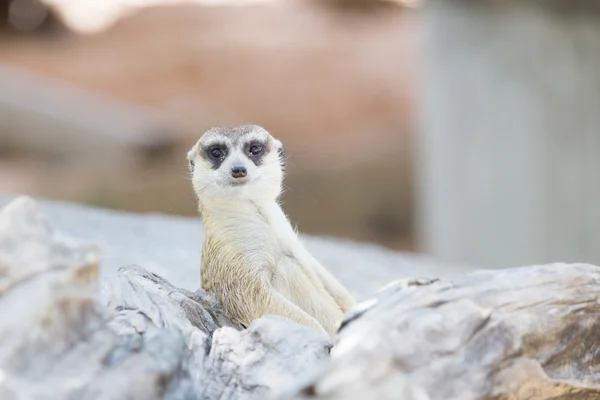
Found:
[0,1,419,251]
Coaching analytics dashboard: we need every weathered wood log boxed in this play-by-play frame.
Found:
[0,196,331,400]
[107,264,242,339]
[287,264,600,399]
[8,195,600,400]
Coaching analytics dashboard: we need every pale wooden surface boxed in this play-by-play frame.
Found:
[290,264,600,400]
[417,0,600,268]
[5,196,600,400]
[0,196,331,400]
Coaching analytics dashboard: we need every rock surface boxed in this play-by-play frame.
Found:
[289,265,600,400]
[0,196,331,400]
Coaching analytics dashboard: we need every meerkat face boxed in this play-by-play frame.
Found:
[187,124,286,203]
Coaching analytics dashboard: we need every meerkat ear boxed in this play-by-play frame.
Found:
[187,146,196,172]
[276,141,286,170]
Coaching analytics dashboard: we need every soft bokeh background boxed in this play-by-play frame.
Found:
[0,0,419,252]
[5,0,598,271]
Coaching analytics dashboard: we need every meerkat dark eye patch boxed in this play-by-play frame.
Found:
[249,144,262,156]
[202,143,228,169]
[244,141,267,166]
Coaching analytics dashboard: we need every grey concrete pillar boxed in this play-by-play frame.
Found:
[417,1,600,268]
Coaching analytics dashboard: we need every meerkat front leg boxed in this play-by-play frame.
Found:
[263,289,330,336]
[220,272,329,336]
[311,264,356,313]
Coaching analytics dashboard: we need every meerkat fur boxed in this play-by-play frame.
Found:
[187,124,356,337]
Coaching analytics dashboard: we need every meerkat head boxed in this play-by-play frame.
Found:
[187,124,286,204]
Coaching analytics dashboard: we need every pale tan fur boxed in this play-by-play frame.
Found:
[188,124,356,337]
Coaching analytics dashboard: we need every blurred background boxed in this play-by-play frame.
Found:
[3,0,599,270]
[0,0,419,252]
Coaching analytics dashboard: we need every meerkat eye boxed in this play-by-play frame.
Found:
[249,145,263,156]
[209,147,224,159]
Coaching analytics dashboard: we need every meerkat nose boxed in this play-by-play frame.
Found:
[231,165,247,178]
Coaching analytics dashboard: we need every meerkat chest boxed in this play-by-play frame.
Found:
[201,214,279,274]
[200,203,315,281]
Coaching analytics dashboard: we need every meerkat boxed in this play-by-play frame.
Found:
[187,124,356,337]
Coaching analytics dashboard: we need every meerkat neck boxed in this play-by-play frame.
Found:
[200,197,275,219]
[200,197,301,245]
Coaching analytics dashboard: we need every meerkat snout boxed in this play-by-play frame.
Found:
[231,165,247,178]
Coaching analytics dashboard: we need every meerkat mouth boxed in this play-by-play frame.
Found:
[227,180,247,187]
[225,176,260,187]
